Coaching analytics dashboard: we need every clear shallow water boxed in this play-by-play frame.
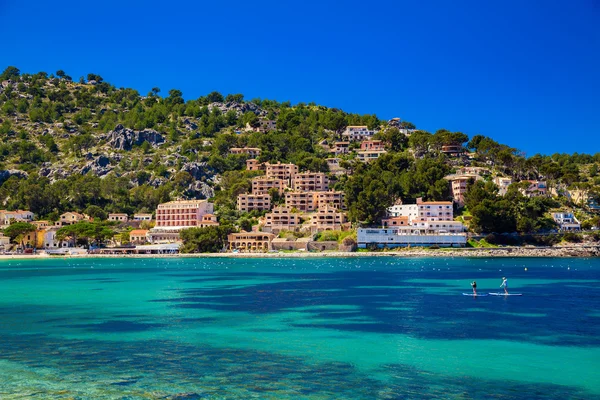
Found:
[0,257,598,399]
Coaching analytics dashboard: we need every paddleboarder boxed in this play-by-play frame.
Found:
[470,280,477,295]
[500,277,508,294]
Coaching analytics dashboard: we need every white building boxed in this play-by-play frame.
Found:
[387,198,454,223]
[552,212,581,231]
[493,177,513,196]
[0,210,34,227]
[357,228,467,248]
[341,126,377,141]
[133,213,153,221]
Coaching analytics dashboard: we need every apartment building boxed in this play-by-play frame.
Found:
[310,205,348,232]
[228,231,275,252]
[416,198,454,221]
[246,159,264,171]
[388,203,419,220]
[285,191,318,212]
[292,172,329,192]
[445,174,482,206]
[315,190,345,210]
[154,200,213,228]
[342,126,376,141]
[265,162,298,181]
[262,206,302,233]
[230,147,261,158]
[251,176,287,195]
[387,198,453,223]
[237,194,272,212]
[149,200,214,243]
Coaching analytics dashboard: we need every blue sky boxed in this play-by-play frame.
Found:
[1,0,599,155]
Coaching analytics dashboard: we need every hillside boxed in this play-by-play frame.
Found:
[1,66,599,233]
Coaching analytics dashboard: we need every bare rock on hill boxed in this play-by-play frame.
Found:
[180,162,215,181]
[79,155,113,177]
[207,101,269,117]
[105,124,165,151]
[189,181,214,199]
[0,169,28,183]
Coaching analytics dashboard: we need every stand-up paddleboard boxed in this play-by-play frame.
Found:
[489,293,522,296]
[462,293,488,296]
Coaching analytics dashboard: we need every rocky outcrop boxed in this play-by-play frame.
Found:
[189,181,214,199]
[208,102,269,117]
[78,155,113,177]
[180,162,215,181]
[0,169,28,183]
[105,124,165,151]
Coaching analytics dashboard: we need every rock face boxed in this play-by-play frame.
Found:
[0,169,28,183]
[181,162,215,181]
[78,155,113,177]
[208,102,269,117]
[105,124,165,150]
[189,181,214,199]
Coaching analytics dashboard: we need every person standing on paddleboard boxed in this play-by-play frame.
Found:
[471,281,477,295]
[500,277,508,294]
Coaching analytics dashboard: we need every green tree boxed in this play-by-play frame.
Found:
[180,226,235,253]
[0,66,20,81]
[3,222,36,248]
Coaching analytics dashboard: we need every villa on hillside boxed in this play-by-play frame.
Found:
[552,212,581,231]
[341,126,377,141]
[0,210,34,227]
[108,213,129,222]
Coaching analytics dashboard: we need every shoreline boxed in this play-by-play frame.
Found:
[0,245,598,260]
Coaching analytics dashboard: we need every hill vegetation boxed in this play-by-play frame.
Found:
[1,66,599,234]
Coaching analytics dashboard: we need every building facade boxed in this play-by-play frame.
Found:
[310,206,348,232]
[357,228,467,248]
[129,229,149,244]
[265,162,298,181]
[133,213,153,221]
[262,206,302,233]
[552,212,581,231]
[228,232,275,252]
[342,126,377,141]
[291,172,329,192]
[108,213,129,222]
[230,147,261,158]
[149,200,214,243]
[237,193,272,212]
[251,176,287,195]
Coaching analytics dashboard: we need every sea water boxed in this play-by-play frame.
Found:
[0,257,598,399]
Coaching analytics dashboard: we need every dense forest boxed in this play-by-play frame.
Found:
[1,66,599,235]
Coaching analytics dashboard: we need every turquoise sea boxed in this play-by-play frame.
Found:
[0,256,598,399]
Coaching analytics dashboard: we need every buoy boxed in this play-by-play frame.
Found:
[524,267,528,271]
